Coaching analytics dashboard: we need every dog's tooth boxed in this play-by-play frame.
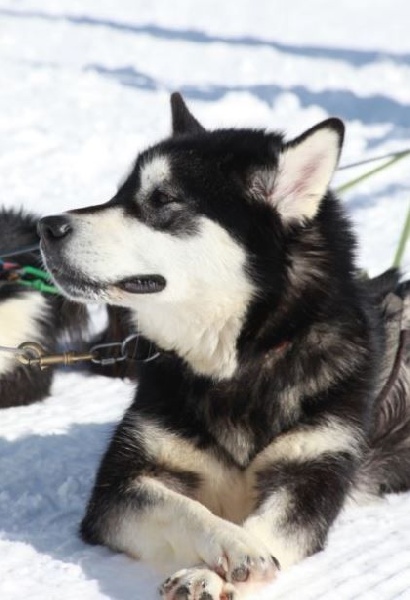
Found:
[118,274,165,294]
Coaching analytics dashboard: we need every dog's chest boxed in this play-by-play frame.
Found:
[208,420,255,467]
[196,461,254,524]
[199,422,256,522]
[139,418,256,523]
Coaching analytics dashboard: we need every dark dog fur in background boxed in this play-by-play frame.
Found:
[0,210,143,408]
[36,94,410,599]
[0,209,89,407]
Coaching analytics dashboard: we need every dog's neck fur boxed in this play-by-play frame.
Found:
[132,296,249,380]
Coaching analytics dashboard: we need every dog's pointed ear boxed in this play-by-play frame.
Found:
[251,118,344,223]
[171,92,205,135]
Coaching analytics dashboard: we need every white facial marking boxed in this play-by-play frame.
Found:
[58,210,255,380]
[139,155,171,197]
[0,293,49,374]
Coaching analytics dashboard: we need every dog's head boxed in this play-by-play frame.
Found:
[39,94,344,378]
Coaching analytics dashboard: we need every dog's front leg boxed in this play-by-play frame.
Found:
[244,419,363,569]
[83,471,280,599]
[81,412,280,597]
[83,475,278,595]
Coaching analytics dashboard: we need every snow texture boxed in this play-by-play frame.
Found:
[0,1,410,598]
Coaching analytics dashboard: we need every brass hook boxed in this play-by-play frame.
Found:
[17,342,94,370]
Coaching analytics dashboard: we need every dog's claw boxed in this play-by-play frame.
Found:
[231,565,249,582]
[216,555,229,576]
[174,586,191,599]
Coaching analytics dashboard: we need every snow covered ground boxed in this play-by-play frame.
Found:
[1,1,410,598]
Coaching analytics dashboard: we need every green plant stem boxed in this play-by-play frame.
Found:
[393,202,410,268]
[336,150,410,267]
[336,151,410,195]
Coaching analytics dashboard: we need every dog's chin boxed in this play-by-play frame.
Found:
[40,255,105,303]
[49,274,167,305]
[51,274,109,304]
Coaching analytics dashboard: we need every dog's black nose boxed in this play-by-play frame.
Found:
[38,215,72,241]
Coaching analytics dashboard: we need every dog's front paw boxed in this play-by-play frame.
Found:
[159,567,236,600]
[195,521,280,589]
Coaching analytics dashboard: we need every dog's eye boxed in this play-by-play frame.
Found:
[152,190,179,206]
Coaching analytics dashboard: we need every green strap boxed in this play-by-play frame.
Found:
[21,266,53,281]
[18,265,60,294]
[18,279,59,294]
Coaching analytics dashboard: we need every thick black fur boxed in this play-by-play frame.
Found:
[37,95,410,585]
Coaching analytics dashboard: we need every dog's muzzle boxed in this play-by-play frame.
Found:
[38,214,167,296]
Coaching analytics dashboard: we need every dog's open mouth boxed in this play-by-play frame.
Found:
[117,275,166,294]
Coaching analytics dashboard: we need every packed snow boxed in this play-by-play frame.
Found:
[1,1,410,598]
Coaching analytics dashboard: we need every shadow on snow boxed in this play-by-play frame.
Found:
[0,422,159,600]
[84,64,410,131]
[2,7,410,68]
[3,8,410,134]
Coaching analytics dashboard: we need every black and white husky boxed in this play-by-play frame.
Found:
[38,94,410,599]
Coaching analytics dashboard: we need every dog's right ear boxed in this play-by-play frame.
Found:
[249,118,344,224]
[171,92,205,135]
